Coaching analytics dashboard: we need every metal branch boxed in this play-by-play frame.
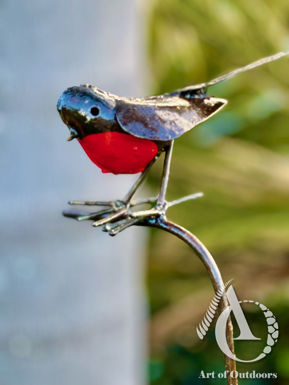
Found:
[62,206,238,384]
[142,215,238,385]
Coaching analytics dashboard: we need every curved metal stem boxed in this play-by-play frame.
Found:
[62,206,238,384]
[144,216,238,385]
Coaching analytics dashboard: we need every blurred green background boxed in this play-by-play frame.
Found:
[145,1,289,384]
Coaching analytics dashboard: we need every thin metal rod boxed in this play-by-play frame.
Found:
[157,141,174,206]
[145,216,238,385]
[68,200,112,206]
[123,155,159,203]
[167,192,204,208]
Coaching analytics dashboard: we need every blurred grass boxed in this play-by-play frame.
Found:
[145,1,289,384]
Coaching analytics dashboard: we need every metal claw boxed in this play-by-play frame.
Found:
[76,208,114,221]
[104,217,140,236]
[92,207,128,227]
[167,192,204,208]
[130,208,162,219]
[62,208,113,222]
[68,200,114,207]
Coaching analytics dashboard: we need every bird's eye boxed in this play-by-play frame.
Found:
[90,106,100,116]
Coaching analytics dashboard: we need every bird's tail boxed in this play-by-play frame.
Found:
[176,51,288,94]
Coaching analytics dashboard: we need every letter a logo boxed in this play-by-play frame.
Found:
[197,282,279,362]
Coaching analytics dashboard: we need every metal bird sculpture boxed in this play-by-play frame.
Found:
[57,52,288,235]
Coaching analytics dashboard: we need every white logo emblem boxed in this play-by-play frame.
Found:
[197,281,279,363]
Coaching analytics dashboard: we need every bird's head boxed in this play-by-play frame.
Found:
[57,85,117,140]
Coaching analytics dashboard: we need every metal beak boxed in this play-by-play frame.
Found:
[67,128,79,141]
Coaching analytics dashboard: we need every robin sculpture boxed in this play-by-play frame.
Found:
[57,52,287,235]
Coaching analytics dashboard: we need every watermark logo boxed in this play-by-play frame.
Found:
[197,281,279,363]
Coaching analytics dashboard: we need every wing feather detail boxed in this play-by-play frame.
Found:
[116,97,227,141]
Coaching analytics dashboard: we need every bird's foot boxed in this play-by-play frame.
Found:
[63,192,203,235]
[63,199,129,227]
[102,207,162,236]
[102,192,204,236]
[63,197,158,227]
[68,199,126,210]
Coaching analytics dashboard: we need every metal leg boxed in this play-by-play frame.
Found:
[156,141,174,209]
[106,143,175,234]
[63,142,204,234]
[123,155,159,204]
[63,155,159,223]
[68,155,158,209]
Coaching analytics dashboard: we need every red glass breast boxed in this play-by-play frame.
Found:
[78,132,159,174]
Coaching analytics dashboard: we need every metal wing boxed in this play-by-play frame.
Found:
[116,96,227,141]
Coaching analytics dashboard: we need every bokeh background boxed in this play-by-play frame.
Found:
[0,1,146,385]
[146,1,289,385]
[0,1,289,385]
